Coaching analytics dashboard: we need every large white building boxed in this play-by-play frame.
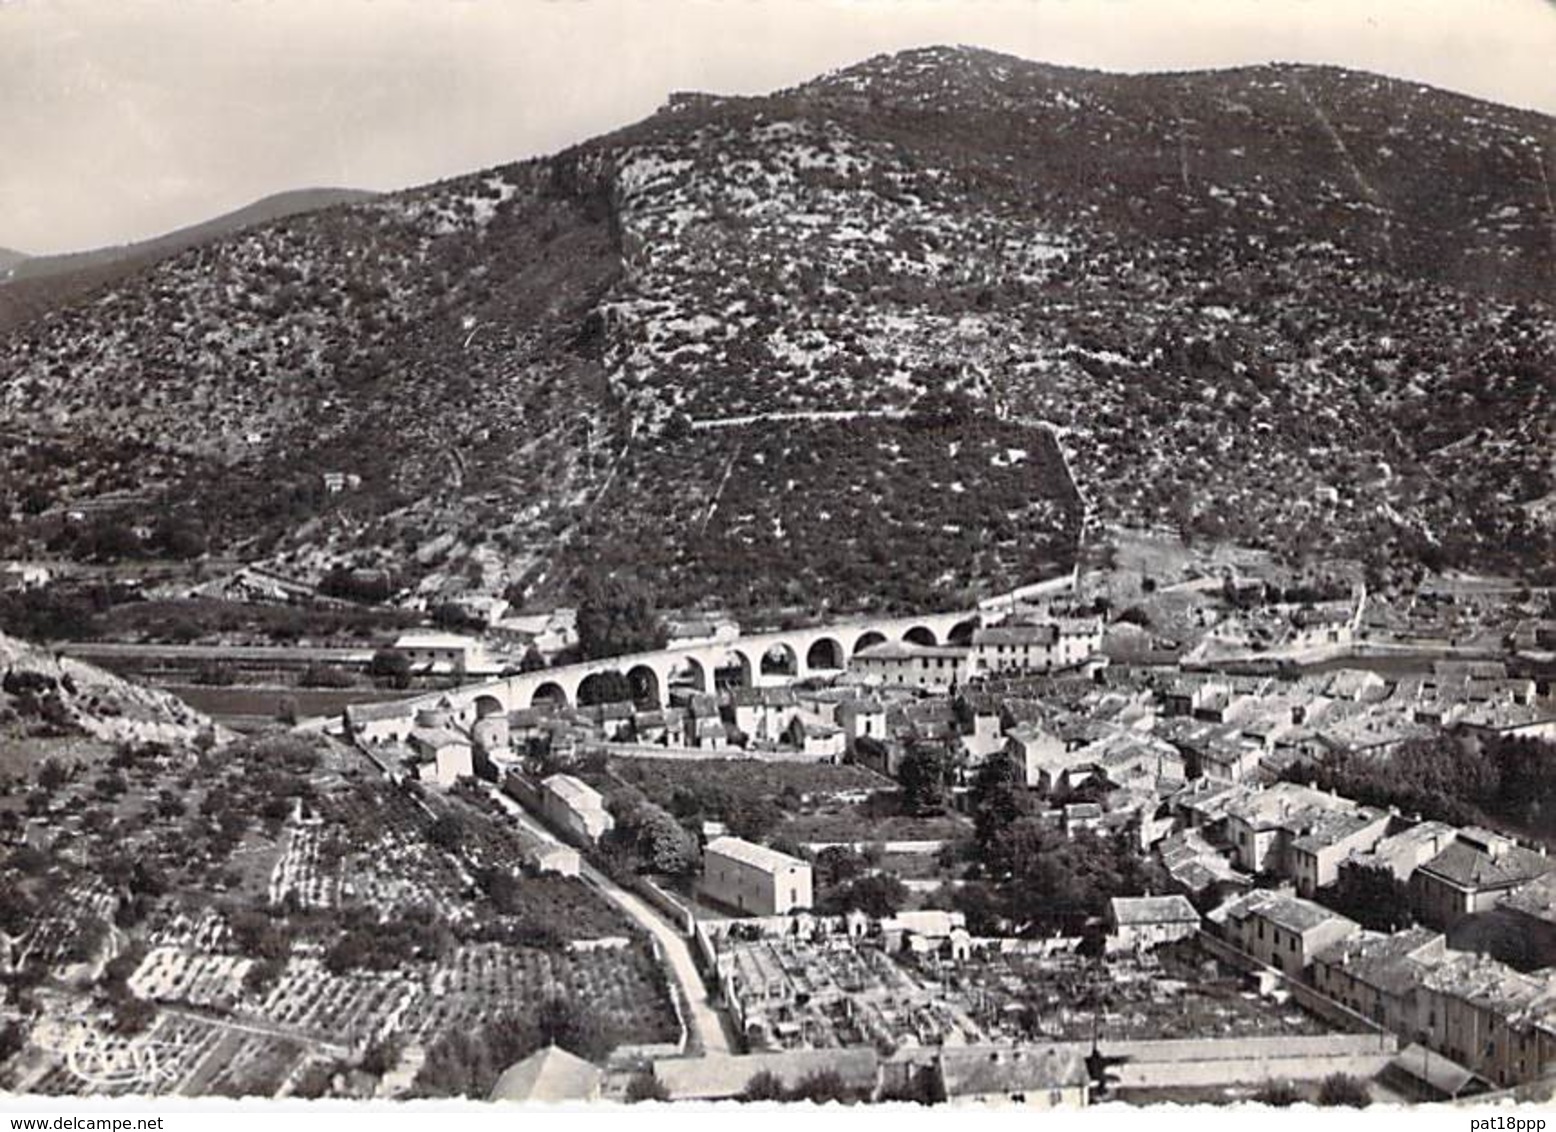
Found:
[969,616,1103,676]
[539,773,615,844]
[389,631,493,676]
[702,836,813,916]
[851,641,969,692]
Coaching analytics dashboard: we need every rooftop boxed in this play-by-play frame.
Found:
[974,623,1059,647]
[705,835,809,874]
[936,1045,1090,1098]
[488,1044,603,1103]
[652,1048,879,1101]
[1110,894,1200,927]
[1419,837,1553,892]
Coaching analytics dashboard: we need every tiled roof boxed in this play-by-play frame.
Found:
[1110,895,1200,927]
[1419,839,1553,891]
[937,1045,1089,1097]
[705,836,808,874]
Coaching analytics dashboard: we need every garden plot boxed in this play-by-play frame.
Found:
[268,826,338,909]
[128,948,253,1009]
[406,942,680,1047]
[255,958,423,1046]
[146,907,230,951]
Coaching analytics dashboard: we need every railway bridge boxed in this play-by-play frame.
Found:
[388,609,985,729]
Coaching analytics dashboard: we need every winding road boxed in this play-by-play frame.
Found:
[479,784,733,1056]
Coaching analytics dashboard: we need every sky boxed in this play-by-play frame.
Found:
[1,0,1553,255]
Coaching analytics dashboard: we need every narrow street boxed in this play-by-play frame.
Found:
[480,784,733,1056]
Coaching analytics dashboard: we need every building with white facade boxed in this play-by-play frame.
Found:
[702,836,813,916]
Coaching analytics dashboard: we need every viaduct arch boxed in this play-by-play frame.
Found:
[362,608,989,726]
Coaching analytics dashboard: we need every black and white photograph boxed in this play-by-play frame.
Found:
[0,0,1553,1121]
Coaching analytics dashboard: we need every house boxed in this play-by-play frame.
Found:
[1310,927,1448,1033]
[1289,603,1357,649]
[1222,782,1387,889]
[1210,889,1360,976]
[969,618,1102,677]
[1344,821,1460,883]
[1105,895,1201,954]
[588,701,635,741]
[702,836,813,916]
[786,717,845,760]
[851,641,969,691]
[1498,873,1556,969]
[1005,721,1092,794]
[407,727,473,787]
[1062,802,1104,838]
[489,1044,603,1103]
[343,700,418,745]
[836,696,887,751]
[1412,828,1555,931]
[691,715,730,751]
[1289,806,1394,896]
[389,631,490,676]
[1,562,51,591]
[539,774,614,844]
[930,1045,1090,1108]
[1413,952,1556,1088]
[729,686,799,743]
[959,693,1006,764]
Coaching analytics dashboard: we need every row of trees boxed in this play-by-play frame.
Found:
[1282,733,1556,841]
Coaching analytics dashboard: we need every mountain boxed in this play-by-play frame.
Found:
[0,187,377,333]
[0,47,1551,620]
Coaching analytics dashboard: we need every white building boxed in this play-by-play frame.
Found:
[389,631,493,676]
[1105,895,1201,954]
[540,773,614,844]
[969,617,1102,676]
[408,727,474,787]
[702,836,813,916]
[851,641,969,692]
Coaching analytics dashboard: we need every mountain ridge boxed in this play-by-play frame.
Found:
[0,187,377,332]
[0,48,1551,618]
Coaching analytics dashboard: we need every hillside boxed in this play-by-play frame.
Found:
[0,188,376,333]
[0,247,27,276]
[0,47,1552,620]
[0,629,220,749]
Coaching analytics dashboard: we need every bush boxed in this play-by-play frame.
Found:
[1253,1080,1301,1107]
[624,1072,669,1103]
[1317,1073,1371,1107]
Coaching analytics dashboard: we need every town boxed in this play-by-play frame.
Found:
[6,519,1551,1106]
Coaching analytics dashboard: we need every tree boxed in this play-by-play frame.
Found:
[426,814,465,853]
[788,1069,860,1104]
[897,744,948,815]
[1317,1073,1371,1108]
[574,573,667,661]
[367,649,413,689]
[624,1072,669,1103]
[1253,1080,1301,1107]
[969,752,1028,866]
[536,994,616,1062]
[361,1036,402,1077]
[739,1070,787,1101]
[814,845,867,889]
[822,874,908,918]
[518,646,548,673]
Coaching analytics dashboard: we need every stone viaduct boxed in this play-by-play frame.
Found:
[393,609,986,730]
